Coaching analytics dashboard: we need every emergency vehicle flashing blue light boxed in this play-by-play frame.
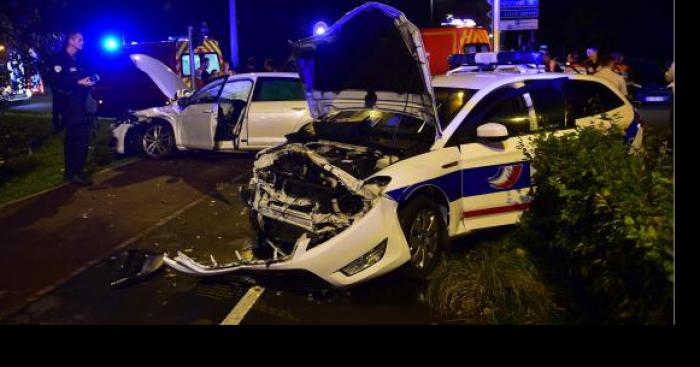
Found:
[449,52,544,69]
[102,36,121,52]
[313,22,329,36]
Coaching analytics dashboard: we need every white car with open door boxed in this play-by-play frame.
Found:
[111,54,312,159]
[160,2,641,288]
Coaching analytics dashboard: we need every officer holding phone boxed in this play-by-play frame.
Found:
[52,30,98,186]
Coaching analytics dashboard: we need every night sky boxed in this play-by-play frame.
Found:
[47,0,673,67]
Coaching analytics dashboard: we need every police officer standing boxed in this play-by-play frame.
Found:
[52,31,95,186]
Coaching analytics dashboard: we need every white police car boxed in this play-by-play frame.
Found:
[163,2,641,288]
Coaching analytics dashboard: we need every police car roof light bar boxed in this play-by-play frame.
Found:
[448,51,544,71]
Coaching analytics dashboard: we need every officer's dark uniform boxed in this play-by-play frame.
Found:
[52,50,92,179]
[47,54,68,132]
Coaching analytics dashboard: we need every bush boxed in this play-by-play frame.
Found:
[427,240,555,325]
[518,126,673,324]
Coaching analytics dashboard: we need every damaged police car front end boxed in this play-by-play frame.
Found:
[164,2,441,287]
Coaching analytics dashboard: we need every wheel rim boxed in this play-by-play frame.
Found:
[408,208,440,270]
[143,125,173,157]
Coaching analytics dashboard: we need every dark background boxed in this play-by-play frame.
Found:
[45,0,674,68]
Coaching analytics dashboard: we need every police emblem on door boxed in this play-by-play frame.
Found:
[488,164,524,190]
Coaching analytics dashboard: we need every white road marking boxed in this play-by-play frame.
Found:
[221,286,265,325]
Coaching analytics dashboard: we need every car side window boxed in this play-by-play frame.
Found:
[188,79,225,105]
[565,80,625,119]
[527,81,569,130]
[252,78,306,102]
[448,85,532,146]
[220,80,253,102]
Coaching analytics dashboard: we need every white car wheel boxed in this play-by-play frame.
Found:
[399,195,447,278]
[142,123,175,159]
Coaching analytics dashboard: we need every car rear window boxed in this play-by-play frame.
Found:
[566,80,626,119]
[253,78,306,102]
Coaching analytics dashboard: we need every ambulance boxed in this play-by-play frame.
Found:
[92,37,225,117]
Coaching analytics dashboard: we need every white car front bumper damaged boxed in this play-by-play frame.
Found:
[163,142,411,287]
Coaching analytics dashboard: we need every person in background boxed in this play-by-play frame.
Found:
[263,58,277,72]
[594,54,628,96]
[245,57,257,73]
[198,57,211,84]
[220,61,235,77]
[665,61,675,94]
[611,52,630,81]
[563,52,585,74]
[542,52,562,72]
[584,47,600,74]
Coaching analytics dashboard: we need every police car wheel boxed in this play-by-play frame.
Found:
[398,195,447,279]
[142,123,175,159]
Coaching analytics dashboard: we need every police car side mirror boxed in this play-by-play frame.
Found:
[477,123,509,142]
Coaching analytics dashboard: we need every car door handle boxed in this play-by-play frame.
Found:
[442,161,458,169]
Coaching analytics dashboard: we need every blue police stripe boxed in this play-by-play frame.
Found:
[625,121,640,145]
[386,162,532,203]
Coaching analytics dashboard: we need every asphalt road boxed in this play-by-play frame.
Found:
[0,154,437,324]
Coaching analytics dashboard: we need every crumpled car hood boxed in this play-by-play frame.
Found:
[293,2,439,132]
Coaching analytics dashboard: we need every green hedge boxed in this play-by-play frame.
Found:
[518,126,673,324]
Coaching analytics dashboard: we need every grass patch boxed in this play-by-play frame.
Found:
[427,239,556,325]
[0,112,126,206]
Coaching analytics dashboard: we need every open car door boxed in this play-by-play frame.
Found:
[178,78,226,150]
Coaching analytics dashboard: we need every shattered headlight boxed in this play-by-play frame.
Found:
[339,239,388,277]
[362,176,392,195]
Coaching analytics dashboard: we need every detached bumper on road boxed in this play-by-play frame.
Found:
[163,197,411,288]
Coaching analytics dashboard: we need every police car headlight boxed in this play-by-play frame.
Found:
[339,239,388,277]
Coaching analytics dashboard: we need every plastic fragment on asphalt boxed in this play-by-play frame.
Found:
[110,249,165,289]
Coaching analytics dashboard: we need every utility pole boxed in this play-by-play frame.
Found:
[188,26,196,89]
[493,0,501,52]
[229,0,240,69]
[430,0,434,27]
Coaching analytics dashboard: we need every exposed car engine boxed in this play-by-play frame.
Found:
[241,141,393,256]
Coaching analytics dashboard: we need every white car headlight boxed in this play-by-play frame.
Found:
[339,239,388,277]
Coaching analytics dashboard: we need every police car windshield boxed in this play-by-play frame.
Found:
[434,88,477,129]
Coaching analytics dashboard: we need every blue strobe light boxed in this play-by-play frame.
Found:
[102,36,121,52]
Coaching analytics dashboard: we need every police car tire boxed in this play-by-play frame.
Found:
[142,122,175,160]
[398,195,448,279]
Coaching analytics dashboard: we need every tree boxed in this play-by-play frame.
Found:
[0,0,64,104]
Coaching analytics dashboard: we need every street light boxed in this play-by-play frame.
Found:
[0,44,5,53]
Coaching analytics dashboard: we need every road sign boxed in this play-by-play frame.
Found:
[501,0,539,7]
[501,8,539,19]
[501,19,539,30]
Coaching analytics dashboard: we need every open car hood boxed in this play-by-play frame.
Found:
[130,54,188,100]
[293,2,439,132]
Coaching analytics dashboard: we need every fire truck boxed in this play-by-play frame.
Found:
[421,25,492,76]
[92,37,224,117]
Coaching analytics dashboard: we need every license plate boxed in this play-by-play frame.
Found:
[646,96,667,102]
